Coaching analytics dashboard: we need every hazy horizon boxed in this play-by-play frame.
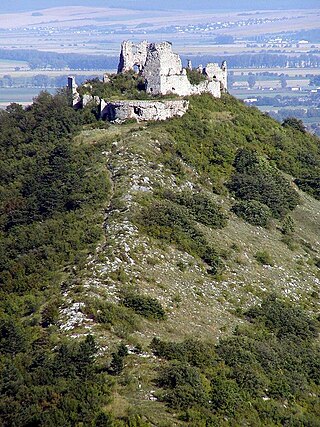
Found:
[1,0,320,13]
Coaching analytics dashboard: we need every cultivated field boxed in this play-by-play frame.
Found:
[0,87,55,108]
[0,6,319,56]
[0,5,319,123]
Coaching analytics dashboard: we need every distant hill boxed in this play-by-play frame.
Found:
[1,0,319,13]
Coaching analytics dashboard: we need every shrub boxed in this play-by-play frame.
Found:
[294,177,320,200]
[79,71,149,101]
[156,94,320,201]
[84,299,138,336]
[157,361,208,410]
[108,343,128,376]
[231,200,272,227]
[210,376,244,416]
[246,295,319,341]
[202,246,225,275]
[162,189,227,228]
[136,199,224,274]
[186,69,207,85]
[282,117,306,133]
[228,149,300,218]
[121,293,166,320]
[255,250,274,266]
[154,296,320,423]
[151,337,215,367]
[281,214,295,235]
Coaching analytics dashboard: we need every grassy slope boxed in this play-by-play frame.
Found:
[59,96,320,424]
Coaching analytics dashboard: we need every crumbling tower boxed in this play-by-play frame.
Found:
[67,76,81,107]
[117,40,227,98]
[117,40,149,73]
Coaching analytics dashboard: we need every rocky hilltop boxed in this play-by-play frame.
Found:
[62,94,320,424]
[1,90,320,426]
[68,40,227,122]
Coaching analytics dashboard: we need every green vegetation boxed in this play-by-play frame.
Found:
[153,296,320,425]
[0,92,110,293]
[79,72,149,101]
[0,91,113,426]
[228,148,300,218]
[295,177,320,200]
[231,200,272,227]
[1,88,320,426]
[282,117,307,133]
[136,197,224,275]
[158,94,320,197]
[160,189,227,228]
[121,293,166,320]
[108,343,129,376]
[255,250,274,266]
[84,298,139,337]
[0,330,112,426]
[186,69,207,86]
[281,214,295,235]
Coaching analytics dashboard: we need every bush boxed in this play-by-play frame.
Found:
[157,94,320,200]
[186,69,207,86]
[155,296,320,424]
[136,198,224,275]
[231,200,272,227]
[79,71,149,101]
[151,337,215,367]
[228,149,300,218]
[281,214,295,235]
[157,361,208,410]
[162,189,227,228]
[282,117,306,133]
[85,299,138,335]
[246,295,319,341]
[255,250,274,266]
[121,293,166,320]
[294,177,320,200]
[108,343,128,376]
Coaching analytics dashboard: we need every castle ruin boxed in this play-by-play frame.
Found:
[69,40,227,122]
[117,40,227,97]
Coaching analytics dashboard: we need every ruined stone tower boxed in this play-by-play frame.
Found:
[117,40,227,98]
[117,40,149,73]
[67,76,81,107]
[69,40,228,123]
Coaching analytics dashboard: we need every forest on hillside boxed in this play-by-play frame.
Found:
[0,84,320,425]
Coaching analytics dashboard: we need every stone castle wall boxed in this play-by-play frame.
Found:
[69,40,227,123]
[117,40,227,97]
[100,99,189,122]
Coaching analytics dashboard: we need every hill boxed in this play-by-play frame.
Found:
[0,90,319,425]
[1,0,319,12]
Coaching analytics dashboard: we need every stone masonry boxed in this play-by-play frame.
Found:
[100,99,189,122]
[67,76,81,107]
[117,40,227,97]
[69,40,227,122]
